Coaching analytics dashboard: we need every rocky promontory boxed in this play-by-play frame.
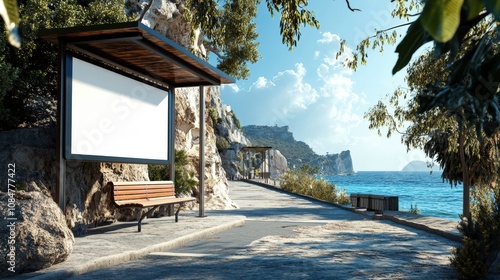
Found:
[243,125,354,175]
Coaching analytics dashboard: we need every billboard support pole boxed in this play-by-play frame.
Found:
[198,86,206,217]
[169,87,176,182]
[56,40,67,210]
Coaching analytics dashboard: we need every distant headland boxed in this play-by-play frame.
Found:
[243,125,355,175]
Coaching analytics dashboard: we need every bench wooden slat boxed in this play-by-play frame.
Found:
[114,184,174,190]
[112,181,174,186]
[114,193,175,201]
[106,180,196,232]
[114,189,175,196]
[115,197,196,208]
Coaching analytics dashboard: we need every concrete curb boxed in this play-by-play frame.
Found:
[27,218,246,280]
[242,179,463,243]
[376,214,462,243]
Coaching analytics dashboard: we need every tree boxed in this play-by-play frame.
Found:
[182,0,320,80]
[399,2,499,219]
[366,40,499,218]
[0,0,129,131]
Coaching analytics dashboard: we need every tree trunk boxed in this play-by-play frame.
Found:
[459,126,470,218]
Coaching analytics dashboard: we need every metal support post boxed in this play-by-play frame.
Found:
[198,86,206,217]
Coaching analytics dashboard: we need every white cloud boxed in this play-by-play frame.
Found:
[272,63,318,111]
[314,51,320,59]
[242,63,319,126]
[317,32,340,44]
[221,84,240,93]
[252,76,275,89]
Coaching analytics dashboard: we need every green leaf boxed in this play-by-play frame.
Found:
[467,0,485,19]
[392,21,428,74]
[420,0,464,42]
[482,0,500,21]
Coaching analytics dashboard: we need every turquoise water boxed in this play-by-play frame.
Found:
[324,171,463,221]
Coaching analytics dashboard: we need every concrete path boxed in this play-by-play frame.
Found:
[15,180,475,279]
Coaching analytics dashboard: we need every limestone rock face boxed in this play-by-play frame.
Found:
[316,150,355,175]
[269,149,288,179]
[0,182,74,275]
[175,87,237,209]
[212,92,251,180]
[128,0,205,56]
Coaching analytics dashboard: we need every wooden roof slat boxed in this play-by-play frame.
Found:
[134,39,220,86]
[40,21,235,87]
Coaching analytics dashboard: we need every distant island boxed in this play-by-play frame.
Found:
[401,160,432,171]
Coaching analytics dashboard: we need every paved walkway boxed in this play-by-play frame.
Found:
[16,180,475,279]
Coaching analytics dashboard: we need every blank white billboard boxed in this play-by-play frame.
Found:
[66,56,170,164]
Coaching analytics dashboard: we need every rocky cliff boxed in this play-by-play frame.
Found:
[243,125,354,175]
[211,96,251,180]
[311,150,354,175]
[243,125,315,169]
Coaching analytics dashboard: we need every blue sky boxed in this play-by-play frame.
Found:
[218,1,430,171]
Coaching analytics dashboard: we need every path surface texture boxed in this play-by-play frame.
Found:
[21,180,468,279]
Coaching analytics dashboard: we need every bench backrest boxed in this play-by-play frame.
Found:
[110,181,175,202]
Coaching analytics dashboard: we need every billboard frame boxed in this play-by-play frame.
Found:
[64,53,173,165]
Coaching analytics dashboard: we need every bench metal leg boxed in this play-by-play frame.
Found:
[175,203,183,222]
[138,205,160,232]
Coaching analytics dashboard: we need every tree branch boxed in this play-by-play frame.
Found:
[363,22,413,40]
[206,44,225,60]
[345,0,361,12]
[138,0,154,22]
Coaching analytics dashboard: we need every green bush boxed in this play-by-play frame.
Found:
[208,107,219,125]
[450,187,500,279]
[230,111,241,129]
[280,164,348,204]
[336,189,350,205]
[148,149,198,196]
[216,137,230,151]
[408,204,421,215]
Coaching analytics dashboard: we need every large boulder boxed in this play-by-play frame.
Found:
[0,182,74,275]
[270,149,288,179]
[0,127,152,236]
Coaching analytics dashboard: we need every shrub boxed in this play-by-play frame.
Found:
[408,204,421,215]
[336,189,350,205]
[450,187,500,279]
[208,107,218,125]
[280,164,348,204]
[230,111,241,129]
[216,137,230,151]
[148,149,198,196]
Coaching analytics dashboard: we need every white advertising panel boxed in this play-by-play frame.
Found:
[66,56,170,164]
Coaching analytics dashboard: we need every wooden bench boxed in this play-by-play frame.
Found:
[350,193,399,214]
[105,181,196,232]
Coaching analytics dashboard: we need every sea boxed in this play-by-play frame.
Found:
[323,171,463,221]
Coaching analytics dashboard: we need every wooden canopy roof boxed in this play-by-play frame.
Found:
[40,21,234,87]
